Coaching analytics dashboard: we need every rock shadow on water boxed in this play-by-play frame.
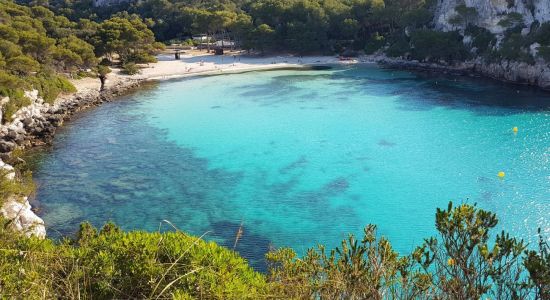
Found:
[335,66,550,115]
[279,156,308,174]
[211,220,271,272]
[394,75,550,115]
[323,177,350,194]
[378,139,396,147]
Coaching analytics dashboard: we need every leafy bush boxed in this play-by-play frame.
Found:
[410,29,469,62]
[498,12,524,29]
[364,32,385,54]
[0,222,267,299]
[533,22,550,45]
[538,46,550,62]
[524,229,550,299]
[498,32,534,63]
[385,35,411,58]
[0,168,35,205]
[27,73,76,104]
[121,62,140,75]
[1,89,31,123]
[267,202,547,299]
[465,25,496,55]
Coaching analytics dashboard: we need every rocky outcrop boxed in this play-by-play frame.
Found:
[371,54,550,90]
[474,59,550,88]
[434,0,550,35]
[1,195,46,238]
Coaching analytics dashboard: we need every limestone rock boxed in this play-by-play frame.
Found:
[1,196,46,239]
[434,0,550,34]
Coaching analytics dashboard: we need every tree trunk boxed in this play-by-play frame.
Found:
[99,75,106,91]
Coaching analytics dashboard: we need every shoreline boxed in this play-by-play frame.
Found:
[0,53,347,237]
[370,55,550,92]
[1,51,549,238]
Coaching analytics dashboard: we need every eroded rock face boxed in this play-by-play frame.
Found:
[1,196,46,238]
[434,0,550,34]
[474,60,550,88]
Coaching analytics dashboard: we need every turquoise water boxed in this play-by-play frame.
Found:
[31,65,549,270]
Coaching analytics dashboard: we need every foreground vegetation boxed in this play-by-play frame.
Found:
[1,171,548,299]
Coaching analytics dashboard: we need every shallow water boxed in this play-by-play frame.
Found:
[30,65,549,271]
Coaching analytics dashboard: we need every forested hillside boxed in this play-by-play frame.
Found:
[21,0,550,65]
[0,0,162,123]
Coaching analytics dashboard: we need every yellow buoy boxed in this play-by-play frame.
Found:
[513,126,518,133]
[498,171,505,178]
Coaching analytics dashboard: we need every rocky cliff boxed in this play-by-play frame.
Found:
[434,0,550,35]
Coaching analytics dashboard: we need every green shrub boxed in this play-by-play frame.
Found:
[498,12,524,29]
[465,25,496,55]
[538,46,550,62]
[533,22,550,45]
[0,221,267,299]
[498,32,534,63]
[0,168,35,206]
[267,202,546,299]
[27,73,76,104]
[410,29,469,62]
[385,36,410,58]
[1,89,31,123]
[121,62,140,75]
[364,32,385,54]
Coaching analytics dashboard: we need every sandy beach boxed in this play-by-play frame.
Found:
[68,52,360,94]
[135,52,344,80]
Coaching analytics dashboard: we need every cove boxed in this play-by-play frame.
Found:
[28,65,549,271]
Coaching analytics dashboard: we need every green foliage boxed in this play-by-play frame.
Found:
[121,62,140,75]
[267,224,429,299]
[42,0,435,54]
[0,167,35,204]
[538,46,550,62]
[27,73,77,104]
[1,89,31,123]
[0,156,549,300]
[413,202,530,299]
[400,8,433,28]
[465,25,496,55]
[0,0,98,124]
[92,14,162,64]
[533,22,550,45]
[0,221,266,299]
[498,12,524,29]
[498,31,533,63]
[410,29,469,62]
[385,35,411,58]
[96,65,111,77]
[267,202,546,299]
[6,55,40,75]
[524,229,550,299]
[453,4,478,27]
[364,32,385,54]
